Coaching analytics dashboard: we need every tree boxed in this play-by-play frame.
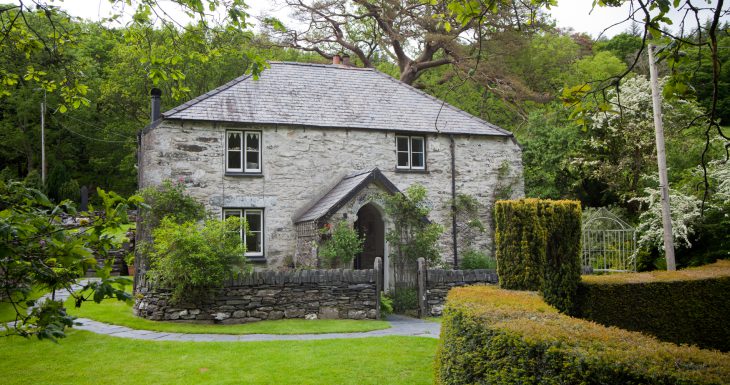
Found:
[0,180,141,340]
[263,0,553,84]
[0,0,263,113]
[563,0,730,207]
[581,75,706,204]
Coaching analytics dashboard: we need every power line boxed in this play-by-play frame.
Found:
[61,113,132,140]
[50,116,133,144]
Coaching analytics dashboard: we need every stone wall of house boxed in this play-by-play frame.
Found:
[139,121,524,268]
[424,269,498,317]
[133,269,378,323]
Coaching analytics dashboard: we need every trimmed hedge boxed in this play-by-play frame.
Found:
[435,286,730,385]
[573,260,730,352]
[494,199,582,312]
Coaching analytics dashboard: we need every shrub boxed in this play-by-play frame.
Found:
[459,250,496,270]
[391,287,418,314]
[147,217,247,303]
[318,220,364,268]
[139,180,207,229]
[379,292,393,317]
[494,199,582,313]
[573,260,730,351]
[541,201,582,314]
[494,199,545,290]
[383,184,443,265]
[435,286,730,385]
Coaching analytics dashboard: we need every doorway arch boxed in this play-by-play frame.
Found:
[354,203,384,270]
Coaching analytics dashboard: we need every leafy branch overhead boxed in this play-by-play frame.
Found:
[0,180,142,340]
[0,0,265,112]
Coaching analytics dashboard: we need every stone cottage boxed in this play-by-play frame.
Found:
[138,60,523,288]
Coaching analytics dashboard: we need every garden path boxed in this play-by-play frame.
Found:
[38,280,442,342]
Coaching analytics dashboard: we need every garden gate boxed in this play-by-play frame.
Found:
[582,208,637,272]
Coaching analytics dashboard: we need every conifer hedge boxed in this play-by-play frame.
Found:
[435,286,730,385]
[573,260,730,352]
[494,199,582,312]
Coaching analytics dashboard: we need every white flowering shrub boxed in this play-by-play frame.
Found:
[631,183,702,252]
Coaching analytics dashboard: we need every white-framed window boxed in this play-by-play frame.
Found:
[223,208,264,260]
[396,135,425,170]
[226,130,261,173]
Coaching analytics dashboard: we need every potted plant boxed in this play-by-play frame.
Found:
[125,253,136,277]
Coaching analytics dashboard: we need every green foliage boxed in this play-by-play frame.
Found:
[574,260,730,352]
[541,201,583,314]
[318,220,365,268]
[391,288,418,314]
[494,199,546,291]
[147,217,247,304]
[383,184,444,265]
[459,250,496,270]
[0,180,139,340]
[379,292,393,317]
[435,285,730,385]
[138,180,207,229]
[494,199,582,313]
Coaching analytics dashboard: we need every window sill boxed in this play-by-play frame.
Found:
[246,255,266,263]
[394,168,429,174]
[225,172,264,178]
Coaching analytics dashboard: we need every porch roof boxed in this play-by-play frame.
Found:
[295,168,399,224]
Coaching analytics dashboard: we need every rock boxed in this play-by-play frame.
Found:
[214,312,230,321]
[319,307,339,319]
[232,310,247,318]
[268,311,284,320]
[305,313,318,320]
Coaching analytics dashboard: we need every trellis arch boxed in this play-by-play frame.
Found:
[582,207,637,272]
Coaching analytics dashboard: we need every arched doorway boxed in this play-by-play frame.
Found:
[354,203,384,270]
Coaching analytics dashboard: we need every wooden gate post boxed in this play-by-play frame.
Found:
[375,257,382,319]
[417,257,427,318]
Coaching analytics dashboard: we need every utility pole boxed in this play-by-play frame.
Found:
[648,44,676,271]
[40,91,46,185]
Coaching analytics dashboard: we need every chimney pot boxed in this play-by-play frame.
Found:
[332,54,341,65]
[150,88,162,124]
[342,54,350,66]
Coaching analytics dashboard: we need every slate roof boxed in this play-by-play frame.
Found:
[296,168,399,224]
[163,62,512,137]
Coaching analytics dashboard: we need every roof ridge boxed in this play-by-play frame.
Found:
[268,61,375,71]
[163,72,253,117]
[369,70,513,136]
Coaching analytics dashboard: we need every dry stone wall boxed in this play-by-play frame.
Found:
[425,269,498,316]
[134,269,378,323]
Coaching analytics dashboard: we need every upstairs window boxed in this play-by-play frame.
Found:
[396,135,425,170]
[226,131,261,173]
[223,208,264,261]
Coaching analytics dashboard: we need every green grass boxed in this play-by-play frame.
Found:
[65,286,390,335]
[0,330,436,385]
[0,287,48,323]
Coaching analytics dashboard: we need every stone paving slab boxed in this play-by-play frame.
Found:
[70,314,440,342]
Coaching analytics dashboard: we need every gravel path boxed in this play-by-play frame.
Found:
[31,280,441,342]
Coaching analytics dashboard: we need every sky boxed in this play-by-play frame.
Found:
[13,0,724,39]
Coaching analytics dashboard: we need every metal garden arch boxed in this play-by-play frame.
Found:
[582,208,637,272]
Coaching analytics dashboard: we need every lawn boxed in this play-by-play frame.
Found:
[0,287,48,323]
[65,286,390,335]
[0,330,437,385]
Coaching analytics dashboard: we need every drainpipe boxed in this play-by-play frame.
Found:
[450,135,458,268]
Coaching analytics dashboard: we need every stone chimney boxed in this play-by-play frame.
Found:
[342,54,351,66]
[150,88,162,124]
[332,54,342,65]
